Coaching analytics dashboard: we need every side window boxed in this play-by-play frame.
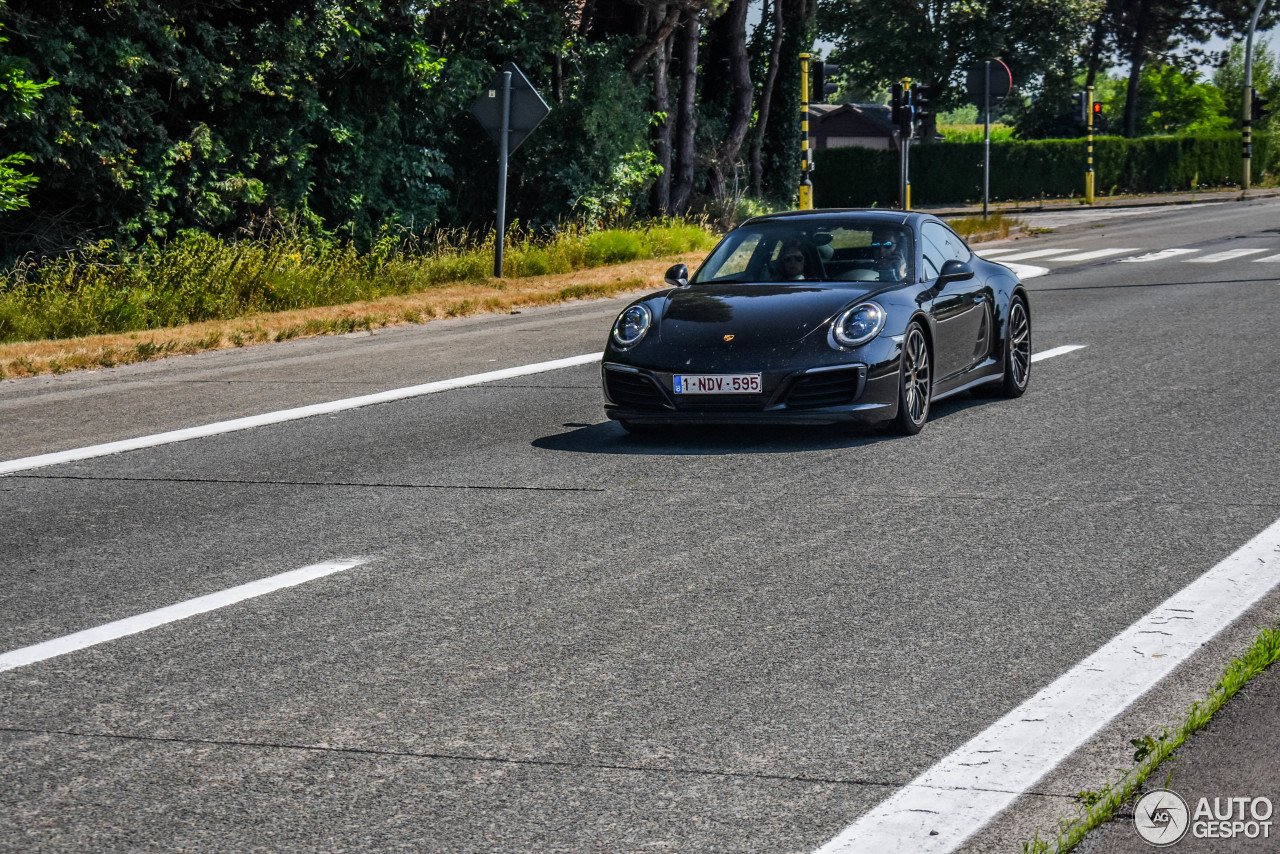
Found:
[920,226,946,279]
[924,222,971,264]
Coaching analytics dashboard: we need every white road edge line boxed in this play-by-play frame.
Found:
[1030,344,1085,362]
[999,262,1050,280]
[814,517,1280,854]
[0,558,369,672]
[0,353,604,476]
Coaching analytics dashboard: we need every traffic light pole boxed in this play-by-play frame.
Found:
[900,78,912,210]
[982,61,990,217]
[1243,0,1267,192]
[1086,86,1096,205]
[799,53,813,210]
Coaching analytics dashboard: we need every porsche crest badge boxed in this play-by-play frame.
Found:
[723,334,735,342]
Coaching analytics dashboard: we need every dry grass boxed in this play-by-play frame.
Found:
[0,255,705,378]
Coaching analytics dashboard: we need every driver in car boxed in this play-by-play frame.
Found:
[871,228,908,282]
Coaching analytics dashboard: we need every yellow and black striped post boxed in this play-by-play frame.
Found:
[799,52,813,210]
[1085,85,1096,205]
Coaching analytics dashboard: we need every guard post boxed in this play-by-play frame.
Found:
[1086,85,1096,205]
[799,53,813,209]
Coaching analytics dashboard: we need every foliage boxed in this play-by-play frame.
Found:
[0,5,54,211]
[818,0,1102,117]
[813,132,1278,206]
[1213,40,1278,132]
[0,220,715,344]
[1136,64,1231,135]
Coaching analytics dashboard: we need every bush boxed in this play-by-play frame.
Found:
[813,132,1279,207]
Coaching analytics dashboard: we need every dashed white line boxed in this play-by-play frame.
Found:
[1050,247,1140,262]
[0,353,604,476]
[1120,248,1201,263]
[1030,344,1086,362]
[1186,248,1269,263]
[814,516,1280,854]
[989,248,1073,261]
[1253,253,1280,262]
[0,558,369,672]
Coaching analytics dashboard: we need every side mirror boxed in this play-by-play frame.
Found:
[664,263,690,288]
[937,258,975,287]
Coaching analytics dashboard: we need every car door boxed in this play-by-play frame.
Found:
[922,222,990,380]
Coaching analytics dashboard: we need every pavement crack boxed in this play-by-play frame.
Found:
[8,473,606,493]
[0,725,902,789]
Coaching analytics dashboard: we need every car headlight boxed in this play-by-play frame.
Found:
[831,301,886,349]
[612,304,652,348]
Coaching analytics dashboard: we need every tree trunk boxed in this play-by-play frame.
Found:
[670,10,701,213]
[1123,0,1151,138]
[707,0,752,202]
[626,5,682,82]
[1084,8,1107,88]
[750,0,784,197]
[650,14,674,214]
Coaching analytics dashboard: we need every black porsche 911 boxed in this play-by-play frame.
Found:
[601,210,1030,435]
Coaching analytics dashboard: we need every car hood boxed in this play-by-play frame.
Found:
[659,282,874,346]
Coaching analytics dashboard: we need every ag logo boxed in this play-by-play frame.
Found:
[1135,789,1190,846]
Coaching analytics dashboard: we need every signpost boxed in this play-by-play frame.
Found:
[470,62,550,278]
[966,59,1013,217]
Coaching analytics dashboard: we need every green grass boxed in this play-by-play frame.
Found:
[939,123,1017,143]
[1020,624,1280,853]
[0,220,716,345]
[946,213,1016,241]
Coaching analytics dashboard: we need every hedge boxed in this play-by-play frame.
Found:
[811,133,1278,207]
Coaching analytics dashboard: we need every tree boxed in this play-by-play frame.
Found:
[819,0,1101,139]
[1213,40,1278,132]
[0,5,53,211]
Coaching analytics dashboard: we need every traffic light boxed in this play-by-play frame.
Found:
[1253,88,1271,122]
[890,82,904,126]
[1072,91,1087,125]
[911,83,931,137]
[812,61,840,101]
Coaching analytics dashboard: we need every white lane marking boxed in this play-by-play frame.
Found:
[814,516,1280,854]
[1050,247,1140,262]
[1030,344,1086,362]
[974,248,1024,258]
[991,248,1075,261]
[0,353,604,476]
[1000,262,1050,280]
[1186,248,1269,263]
[1119,247,1201,263]
[0,559,368,672]
[1253,253,1280,262]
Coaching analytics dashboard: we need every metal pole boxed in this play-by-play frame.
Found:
[1244,0,1267,192]
[799,53,813,210]
[1086,85,1096,204]
[983,60,990,218]
[494,70,512,278]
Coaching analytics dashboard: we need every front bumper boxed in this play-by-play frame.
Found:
[602,360,899,426]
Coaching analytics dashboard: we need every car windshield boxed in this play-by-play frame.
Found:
[692,219,914,285]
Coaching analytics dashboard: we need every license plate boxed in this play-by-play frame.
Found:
[673,373,762,394]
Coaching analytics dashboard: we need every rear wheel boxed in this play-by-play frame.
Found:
[892,322,931,435]
[1000,296,1031,398]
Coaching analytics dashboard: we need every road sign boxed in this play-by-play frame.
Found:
[470,62,550,155]
[965,58,1013,107]
[470,62,551,278]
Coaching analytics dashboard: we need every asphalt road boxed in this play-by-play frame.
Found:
[1,199,1278,853]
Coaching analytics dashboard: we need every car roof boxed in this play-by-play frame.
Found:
[740,209,928,228]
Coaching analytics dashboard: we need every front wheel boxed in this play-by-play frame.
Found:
[892,322,932,435]
[1000,296,1031,398]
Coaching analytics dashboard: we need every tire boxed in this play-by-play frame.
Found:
[1000,296,1031,398]
[892,322,932,435]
